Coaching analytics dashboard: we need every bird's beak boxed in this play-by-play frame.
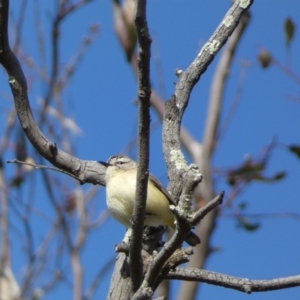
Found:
[98,161,111,167]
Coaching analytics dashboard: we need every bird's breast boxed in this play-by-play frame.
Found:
[106,170,136,227]
[105,170,174,229]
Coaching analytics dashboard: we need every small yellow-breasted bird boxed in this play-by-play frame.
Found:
[99,155,200,246]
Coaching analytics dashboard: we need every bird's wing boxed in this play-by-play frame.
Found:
[149,174,177,206]
[149,174,201,246]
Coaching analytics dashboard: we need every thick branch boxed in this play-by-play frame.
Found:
[0,0,106,186]
[178,6,252,300]
[106,254,131,300]
[163,0,253,198]
[131,192,223,300]
[174,0,253,112]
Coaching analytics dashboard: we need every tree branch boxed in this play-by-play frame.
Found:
[130,0,152,294]
[0,0,106,186]
[131,192,223,300]
[203,10,250,159]
[178,5,252,300]
[131,1,253,298]
[163,0,253,199]
[112,2,202,161]
[168,268,300,293]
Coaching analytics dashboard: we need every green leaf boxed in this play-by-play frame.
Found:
[238,217,260,231]
[227,162,265,185]
[230,163,265,177]
[288,145,300,159]
[257,50,272,69]
[9,175,24,188]
[272,171,286,181]
[253,171,286,182]
[238,202,247,211]
[284,17,295,46]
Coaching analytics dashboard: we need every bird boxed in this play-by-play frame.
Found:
[99,154,200,246]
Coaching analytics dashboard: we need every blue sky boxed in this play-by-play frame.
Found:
[1,0,300,299]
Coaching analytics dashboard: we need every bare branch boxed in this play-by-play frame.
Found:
[84,257,115,300]
[71,251,83,300]
[106,253,132,300]
[131,1,254,299]
[179,6,252,299]
[12,0,27,52]
[168,268,300,293]
[163,0,253,199]
[112,5,202,160]
[0,161,9,267]
[130,0,152,294]
[203,10,250,159]
[39,0,93,122]
[7,159,85,181]
[0,0,106,186]
[191,192,224,226]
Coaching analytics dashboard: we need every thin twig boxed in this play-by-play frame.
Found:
[7,159,82,181]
